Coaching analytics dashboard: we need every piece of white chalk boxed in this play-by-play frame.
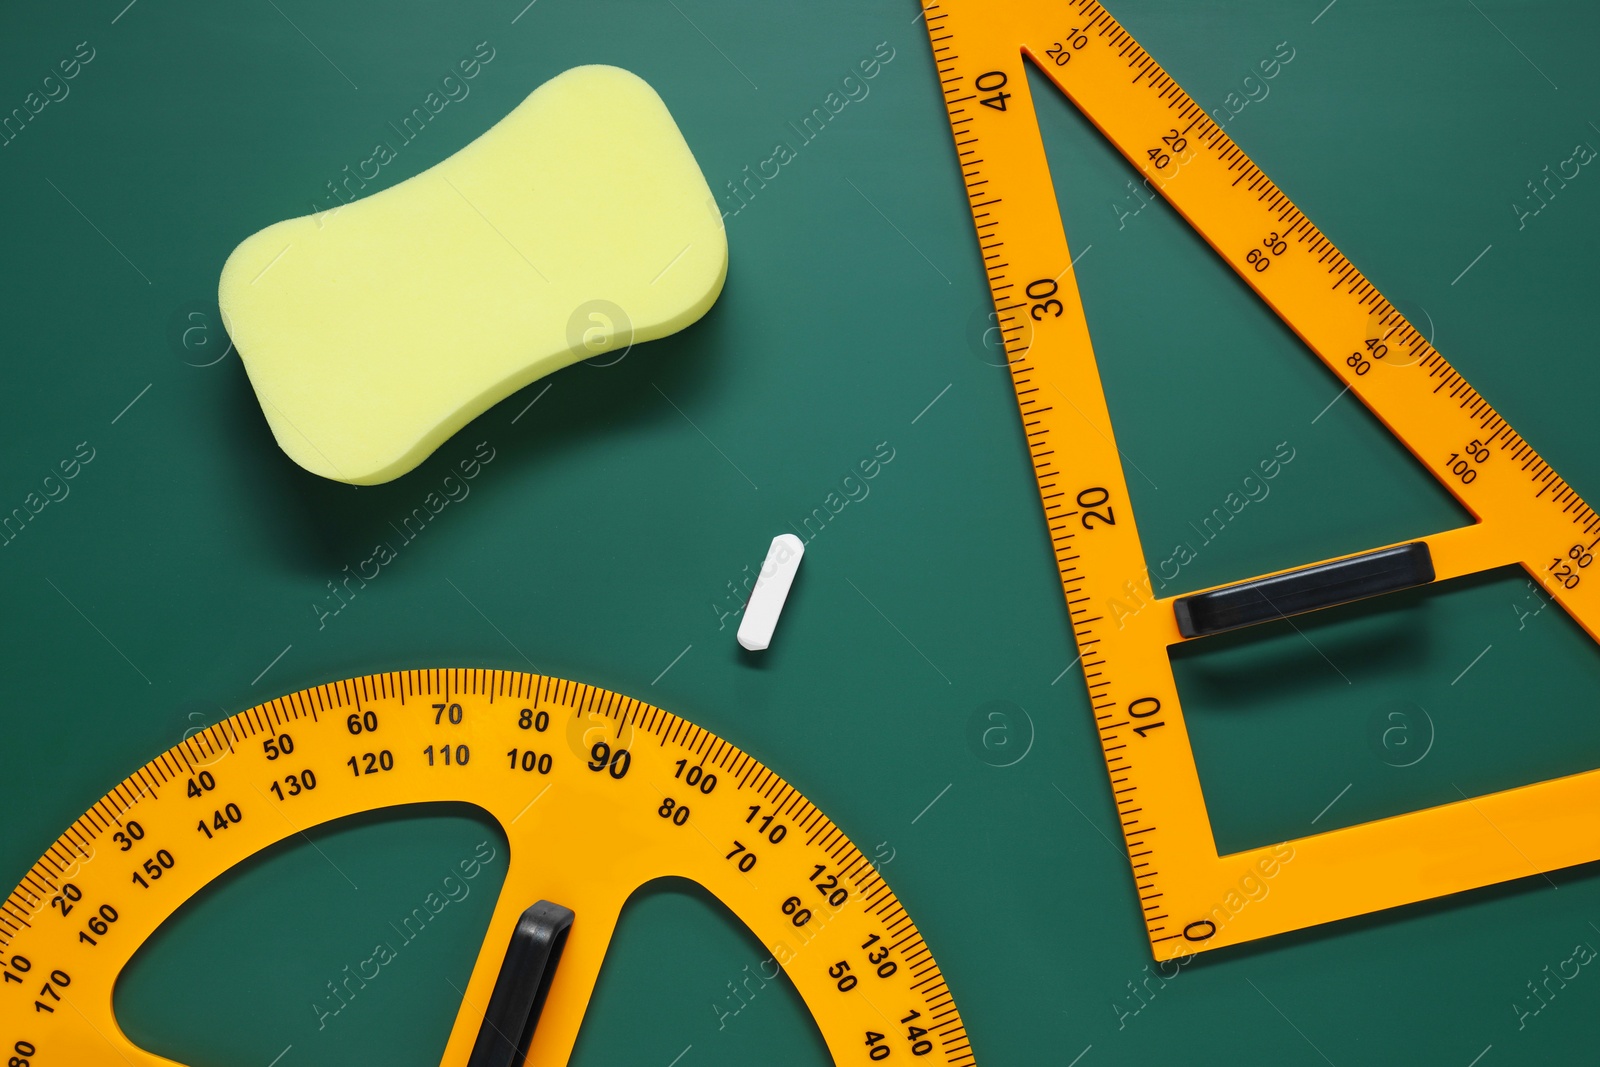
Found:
[737,534,805,651]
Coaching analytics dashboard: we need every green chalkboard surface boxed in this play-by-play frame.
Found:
[3,1,1599,1064]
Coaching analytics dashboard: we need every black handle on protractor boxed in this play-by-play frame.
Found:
[467,900,576,1067]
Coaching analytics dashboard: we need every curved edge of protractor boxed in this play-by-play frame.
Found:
[0,669,974,1067]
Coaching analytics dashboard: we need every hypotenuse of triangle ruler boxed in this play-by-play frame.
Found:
[923,0,1600,959]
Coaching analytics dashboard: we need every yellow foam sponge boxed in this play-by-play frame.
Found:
[219,65,727,484]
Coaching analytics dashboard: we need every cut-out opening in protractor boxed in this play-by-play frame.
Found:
[569,878,829,1067]
[115,802,510,1067]
[1172,564,1600,855]
[115,824,833,1067]
[0,670,975,1067]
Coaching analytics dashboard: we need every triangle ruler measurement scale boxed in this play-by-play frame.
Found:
[0,670,975,1066]
[923,0,1600,958]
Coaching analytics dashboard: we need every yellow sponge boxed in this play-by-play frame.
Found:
[219,65,727,485]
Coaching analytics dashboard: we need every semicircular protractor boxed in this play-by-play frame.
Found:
[0,670,974,1066]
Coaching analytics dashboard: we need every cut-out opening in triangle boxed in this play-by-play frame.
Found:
[1024,59,1474,601]
[1171,564,1600,854]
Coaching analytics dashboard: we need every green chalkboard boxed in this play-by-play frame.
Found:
[2,0,1599,1064]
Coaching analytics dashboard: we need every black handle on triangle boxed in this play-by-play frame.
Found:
[1172,542,1435,639]
[466,900,576,1067]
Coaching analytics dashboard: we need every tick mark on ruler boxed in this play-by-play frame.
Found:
[912,782,952,824]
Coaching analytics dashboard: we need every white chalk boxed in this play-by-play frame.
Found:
[737,534,805,651]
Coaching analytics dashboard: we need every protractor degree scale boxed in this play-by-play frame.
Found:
[0,670,973,1066]
[925,0,1600,959]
